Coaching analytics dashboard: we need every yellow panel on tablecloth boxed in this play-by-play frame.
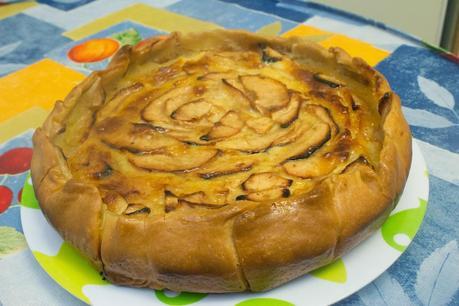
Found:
[257,21,282,36]
[64,3,220,41]
[319,35,389,66]
[282,24,330,38]
[0,107,48,143]
[0,59,84,123]
[282,24,332,44]
[0,1,36,20]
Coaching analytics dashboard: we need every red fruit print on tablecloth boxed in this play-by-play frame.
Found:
[0,185,13,213]
[0,147,33,175]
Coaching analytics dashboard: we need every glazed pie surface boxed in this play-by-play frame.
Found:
[31,30,412,292]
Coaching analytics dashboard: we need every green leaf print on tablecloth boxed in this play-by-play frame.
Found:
[111,28,142,46]
[20,174,39,209]
[236,298,294,306]
[0,226,27,257]
[155,290,207,305]
[382,198,428,252]
[33,242,108,304]
[311,258,347,283]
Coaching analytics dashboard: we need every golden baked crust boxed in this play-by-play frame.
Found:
[31,30,412,292]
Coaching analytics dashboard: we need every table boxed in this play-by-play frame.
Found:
[0,1,458,305]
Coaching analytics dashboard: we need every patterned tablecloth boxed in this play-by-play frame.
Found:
[0,1,458,305]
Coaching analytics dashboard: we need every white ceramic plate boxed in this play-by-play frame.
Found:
[21,141,429,306]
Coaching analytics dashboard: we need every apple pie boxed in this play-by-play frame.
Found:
[31,30,412,292]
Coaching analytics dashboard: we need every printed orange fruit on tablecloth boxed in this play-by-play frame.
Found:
[68,38,119,63]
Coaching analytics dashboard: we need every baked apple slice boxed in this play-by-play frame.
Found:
[129,146,218,172]
[271,92,302,126]
[240,75,289,114]
[242,172,292,201]
[97,119,182,153]
[284,155,337,178]
[305,104,339,136]
[246,188,286,201]
[215,131,277,153]
[204,111,244,141]
[242,172,292,192]
[180,191,227,207]
[277,122,331,161]
[171,99,212,121]
[199,160,253,179]
[245,117,274,134]
[143,86,195,122]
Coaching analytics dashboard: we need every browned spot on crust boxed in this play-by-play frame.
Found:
[351,95,361,111]
[313,73,344,88]
[165,190,180,213]
[193,85,207,96]
[309,90,349,114]
[124,204,151,215]
[341,155,372,173]
[261,46,283,63]
[378,92,392,118]
[199,161,253,179]
[183,56,210,75]
[93,164,113,179]
[305,104,339,136]
[102,190,128,214]
[153,63,181,85]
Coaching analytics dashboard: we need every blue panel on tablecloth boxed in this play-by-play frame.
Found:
[0,14,70,76]
[219,0,311,22]
[0,205,22,233]
[386,175,459,305]
[376,45,459,153]
[45,21,164,74]
[37,0,95,11]
[168,0,297,33]
[277,0,365,26]
[339,175,459,305]
[337,292,362,305]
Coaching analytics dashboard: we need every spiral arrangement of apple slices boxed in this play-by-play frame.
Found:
[56,45,383,217]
